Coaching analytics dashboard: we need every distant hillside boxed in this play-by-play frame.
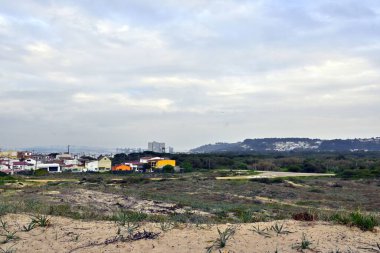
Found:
[190,137,380,153]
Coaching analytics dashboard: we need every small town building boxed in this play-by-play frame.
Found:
[112,164,132,171]
[37,163,61,173]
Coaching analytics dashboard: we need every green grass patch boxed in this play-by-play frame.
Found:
[329,211,379,231]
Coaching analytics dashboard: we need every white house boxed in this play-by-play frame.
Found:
[64,158,81,166]
[0,164,9,171]
[12,161,34,171]
[37,163,61,173]
[85,161,99,172]
[24,158,38,166]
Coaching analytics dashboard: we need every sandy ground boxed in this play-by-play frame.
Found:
[43,188,210,216]
[0,214,379,253]
[216,171,335,180]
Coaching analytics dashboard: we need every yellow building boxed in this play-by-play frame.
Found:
[0,151,18,159]
[98,156,112,172]
[154,159,176,169]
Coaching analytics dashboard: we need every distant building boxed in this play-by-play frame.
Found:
[148,141,165,153]
[154,159,176,169]
[98,156,112,172]
[112,164,132,171]
[56,153,72,160]
[116,148,143,154]
[85,160,99,172]
[168,147,174,153]
[0,151,18,159]
[37,163,61,173]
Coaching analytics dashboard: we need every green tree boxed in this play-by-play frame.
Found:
[181,161,193,172]
[162,165,174,173]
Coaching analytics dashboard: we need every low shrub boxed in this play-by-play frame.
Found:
[292,212,318,221]
[329,211,379,231]
[250,178,284,184]
[33,169,49,176]
[112,211,148,225]
[349,211,378,231]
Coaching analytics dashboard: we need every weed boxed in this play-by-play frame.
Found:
[0,219,18,244]
[238,210,254,223]
[71,233,80,242]
[349,211,378,231]
[113,211,147,226]
[329,211,379,231]
[113,212,129,227]
[125,222,139,237]
[21,221,36,232]
[270,223,292,236]
[0,220,8,232]
[217,226,236,248]
[206,226,236,252]
[292,233,313,252]
[250,225,271,238]
[0,244,16,253]
[214,210,228,220]
[31,215,51,227]
[157,221,175,232]
[329,213,350,224]
[116,220,139,239]
[358,242,380,252]
[1,231,18,244]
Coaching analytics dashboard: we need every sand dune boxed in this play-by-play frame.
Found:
[0,214,379,253]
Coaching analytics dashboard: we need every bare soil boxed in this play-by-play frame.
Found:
[1,214,379,253]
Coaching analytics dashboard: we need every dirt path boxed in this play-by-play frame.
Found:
[216,171,335,180]
[0,214,378,253]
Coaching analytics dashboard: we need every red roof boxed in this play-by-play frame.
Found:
[13,162,32,166]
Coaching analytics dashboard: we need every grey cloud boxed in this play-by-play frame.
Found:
[0,0,379,150]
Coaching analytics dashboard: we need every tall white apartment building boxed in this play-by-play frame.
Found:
[148,141,165,153]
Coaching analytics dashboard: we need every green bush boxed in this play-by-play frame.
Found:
[0,172,15,182]
[34,169,49,176]
[349,211,378,231]
[329,211,379,231]
[250,178,284,184]
[162,165,174,173]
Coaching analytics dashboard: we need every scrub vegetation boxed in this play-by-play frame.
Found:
[0,152,379,252]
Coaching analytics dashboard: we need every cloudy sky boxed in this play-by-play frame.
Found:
[1,0,379,151]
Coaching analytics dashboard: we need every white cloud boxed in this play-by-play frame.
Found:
[0,0,380,149]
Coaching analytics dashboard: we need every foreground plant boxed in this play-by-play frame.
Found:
[250,225,271,238]
[113,211,147,226]
[292,233,314,252]
[0,219,18,244]
[22,220,36,232]
[0,244,16,253]
[270,223,293,236]
[358,242,380,252]
[206,226,236,253]
[157,221,175,232]
[349,211,378,231]
[31,215,51,227]
[329,211,379,231]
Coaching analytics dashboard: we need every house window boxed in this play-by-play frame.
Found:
[48,167,58,172]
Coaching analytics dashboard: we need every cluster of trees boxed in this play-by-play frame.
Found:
[111,151,380,178]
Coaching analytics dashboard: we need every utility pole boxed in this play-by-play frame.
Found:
[67,145,70,154]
